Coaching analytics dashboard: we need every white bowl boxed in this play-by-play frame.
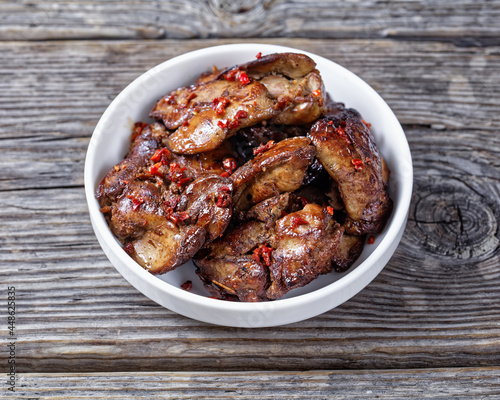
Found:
[84,43,413,328]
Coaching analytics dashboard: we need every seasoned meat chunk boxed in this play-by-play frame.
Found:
[309,103,392,235]
[231,137,315,211]
[96,53,394,301]
[155,80,277,154]
[96,123,164,208]
[118,175,233,275]
[194,220,272,302]
[222,52,317,80]
[266,204,344,299]
[260,69,324,125]
[195,200,345,302]
[96,123,235,275]
[331,233,365,273]
[150,52,325,155]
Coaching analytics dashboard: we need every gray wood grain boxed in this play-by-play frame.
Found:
[12,368,500,399]
[1,38,499,376]
[1,0,500,45]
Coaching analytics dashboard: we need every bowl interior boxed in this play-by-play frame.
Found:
[85,43,412,327]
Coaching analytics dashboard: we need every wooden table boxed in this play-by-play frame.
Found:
[2,1,500,398]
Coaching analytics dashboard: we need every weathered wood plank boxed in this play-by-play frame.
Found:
[1,38,498,192]
[1,0,500,44]
[12,368,500,399]
[1,38,499,373]
[1,153,500,373]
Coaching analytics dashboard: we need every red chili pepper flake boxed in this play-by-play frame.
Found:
[224,68,239,81]
[169,214,179,224]
[181,280,193,291]
[120,180,129,185]
[256,52,262,59]
[177,211,190,221]
[217,119,229,129]
[177,177,191,188]
[252,244,273,267]
[290,215,309,229]
[163,196,180,210]
[187,92,197,102]
[151,148,170,163]
[212,97,230,115]
[220,171,230,178]
[164,94,176,105]
[216,185,232,207]
[123,242,135,255]
[327,120,334,125]
[334,125,351,144]
[362,119,371,129]
[352,158,364,171]
[132,122,148,141]
[312,89,322,97]
[238,71,250,86]
[228,119,241,129]
[367,236,375,245]
[148,161,164,177]
[222,158,237,173]
[126,195,144,211]
[253,140,275,156]
[327,206,334,216]
[167,163,190,187]
[234,109,248,120]
[182,120,189,127]
[216,193,231,207]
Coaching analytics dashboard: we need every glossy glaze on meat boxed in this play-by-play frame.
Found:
[96,52,393,301]
[309,101,393,235]
[150,52,325,155]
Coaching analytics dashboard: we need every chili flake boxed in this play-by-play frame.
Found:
[222,157,237,173]
[217,119,229,129]
[148,162,164,177]
[252,244,273,267]
[362,119,371,129]
[253,140,275,156]
[256,52,262,59]
[327,206,334,216]
[223,68,239,81]
[177,211,190,221]
[312,89,322,97]
[123,242,135,255]
[132,122,148,141]
[220,171,230,178]
[212,97,230,115]
[234,109,248,120]
[334,125,351,144]
[181,280,193,291]
[290,215,309,229]
[367,236,375,245]
[151,148,170,163]
[238,71,250,86]
[216,185,232,207]
[352,158,364,171]
[164,94,176,105]
[126,195,144,211]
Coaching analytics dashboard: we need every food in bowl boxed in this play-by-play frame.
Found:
[95,52,392,302]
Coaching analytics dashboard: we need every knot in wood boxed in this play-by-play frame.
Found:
[408,178,499,260]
